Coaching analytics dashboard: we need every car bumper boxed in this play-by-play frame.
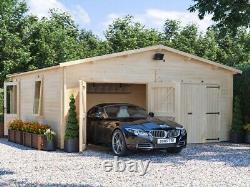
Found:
[125,134,187,150]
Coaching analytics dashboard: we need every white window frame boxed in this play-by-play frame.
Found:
[33,78,43,116]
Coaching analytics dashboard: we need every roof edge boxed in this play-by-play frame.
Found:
[7,65,60,78]
[7,45,242,78]
[60,44,241,74]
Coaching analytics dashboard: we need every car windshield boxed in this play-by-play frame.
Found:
[104,105,147,119]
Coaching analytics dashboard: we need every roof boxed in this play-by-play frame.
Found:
[7,45,241,77]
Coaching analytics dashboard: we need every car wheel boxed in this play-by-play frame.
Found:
[112,129,128,156]
[167,147,182,154]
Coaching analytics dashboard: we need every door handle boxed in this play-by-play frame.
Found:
[187,112,192,115]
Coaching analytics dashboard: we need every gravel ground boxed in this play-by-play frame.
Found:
[0,138,249,187]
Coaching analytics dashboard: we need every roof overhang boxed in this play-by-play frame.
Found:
[7,45,242,78]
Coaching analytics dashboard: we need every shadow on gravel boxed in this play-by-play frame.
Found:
[182,143,250,167]
[0,138,32,151]
[0,179,98,187]
[0,168,14,176]
[75,143,250,167]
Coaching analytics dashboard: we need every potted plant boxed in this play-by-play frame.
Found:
[22,122,33,147]
[230,96,244,143]
[243,124,250,143]
[8,120,23,144]
[64,95,79,153]
[44,129,56,151]
[31,122,48,150]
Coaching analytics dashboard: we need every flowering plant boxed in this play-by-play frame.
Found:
[44,129,56,142]
[9,120,23,130]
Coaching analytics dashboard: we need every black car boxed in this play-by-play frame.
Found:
[87,103,187,156]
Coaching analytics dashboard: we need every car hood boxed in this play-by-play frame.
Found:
[120,117,183,131]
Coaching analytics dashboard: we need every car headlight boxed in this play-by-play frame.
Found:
[177,127,186,136]
[180,128,186,136]
[125,128,148,136]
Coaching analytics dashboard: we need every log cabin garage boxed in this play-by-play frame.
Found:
[4,45,241,150]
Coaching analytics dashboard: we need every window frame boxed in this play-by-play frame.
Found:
[5,84,18,115]
[33,78,43,116]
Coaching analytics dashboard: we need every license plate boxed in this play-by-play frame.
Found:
[157,138,176,144]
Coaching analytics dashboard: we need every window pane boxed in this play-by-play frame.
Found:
[6,85,17,114]
[33,81,41,114]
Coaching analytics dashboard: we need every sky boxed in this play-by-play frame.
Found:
[27,0,213,37]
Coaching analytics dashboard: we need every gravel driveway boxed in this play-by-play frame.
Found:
[0,138,249,187]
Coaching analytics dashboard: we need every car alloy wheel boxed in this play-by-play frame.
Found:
[112,129,128,156]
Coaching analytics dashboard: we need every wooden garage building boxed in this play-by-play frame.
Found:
[4,45,241,150]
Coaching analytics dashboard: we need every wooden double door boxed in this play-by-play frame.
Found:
[180,83,220,143]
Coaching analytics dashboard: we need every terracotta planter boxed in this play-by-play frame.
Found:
[64,138,79,153]
[8,129,15,142]
[0,122,4,138]
[230,131,244,143]
[23,132,32,147]
[32,134,45,150]
[15,130,23,144]
[245,133,250,144]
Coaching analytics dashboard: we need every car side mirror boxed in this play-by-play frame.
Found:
[148,112,154,118]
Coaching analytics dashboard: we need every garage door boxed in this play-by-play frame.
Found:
[180,83,220,143]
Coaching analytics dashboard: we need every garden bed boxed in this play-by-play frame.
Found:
[8,120,56,151]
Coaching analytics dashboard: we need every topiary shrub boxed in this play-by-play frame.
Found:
[64,95,79,139]
[231,96,244,133]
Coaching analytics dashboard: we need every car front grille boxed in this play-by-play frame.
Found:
[149,130,180,138]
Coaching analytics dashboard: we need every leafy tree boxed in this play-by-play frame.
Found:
[231,96,244,133]
[65,95,79,139]
[163,19,180,42]
[105,16,162,52]
[234,65,250,121]
[0,0,30,86]
[189,0,250,34]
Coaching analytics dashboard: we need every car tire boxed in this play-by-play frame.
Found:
[167,147,182,154]
[112,129,128,156]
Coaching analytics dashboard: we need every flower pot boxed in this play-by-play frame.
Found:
[23,132,32,147]
[230,131,244,143]
[8,129,15,142]
[245,133,250,144]
[32,134,45,150]
[64,138,79,153]
[15,130,23,145]
[44,139,56,151]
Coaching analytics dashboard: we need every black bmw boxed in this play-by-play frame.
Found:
[87,103,187,156]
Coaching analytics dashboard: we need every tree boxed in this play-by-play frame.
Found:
[105,16,162,52]
[64,95,79,139]
[234,65,250,121]
[0,0,31,86]
[231,96,244,133]
[189,0,250,34]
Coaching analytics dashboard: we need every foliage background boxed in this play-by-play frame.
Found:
[1,0,250,122]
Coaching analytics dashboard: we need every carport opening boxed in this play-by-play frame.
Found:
[85,83,147,148]
[86,83,147,111]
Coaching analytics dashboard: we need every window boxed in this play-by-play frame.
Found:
[104,105,147,119]
[33,80,42,115]
[6,85,17,114]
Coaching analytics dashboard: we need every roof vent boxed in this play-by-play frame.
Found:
[153,53,164,60]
